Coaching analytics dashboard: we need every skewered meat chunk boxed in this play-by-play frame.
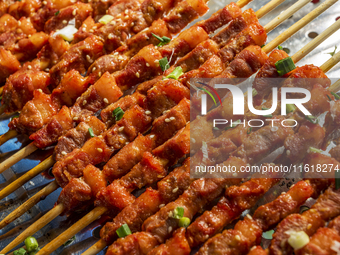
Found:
[197,180,315,255]
[50,35,105,87]
[53,116,107,161]
[231,116,294,164]
[247,246,268,255]
[44,3,93,33]
[148,228,191,255]
[52,104,152,187]
[0,0,15,16]
[186,176,279,247]
[0,48,21,84]
[270,181,340,255]
[8,0,42,19]
[2,62,50,113]
[295,215,340,255]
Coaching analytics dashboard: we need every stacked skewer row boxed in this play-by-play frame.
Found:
[0,0,340,254]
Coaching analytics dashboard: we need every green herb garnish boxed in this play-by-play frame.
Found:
[172,207,184,219]
[55,10,60,16]
[305,115,318,124]
[152,33,171,47]
[88,127,94,137]
[165,66,183,80]
[326,45,337,57]
[116,224,132,238]
[275,57,296,76]
[331,91,340,100]
[112,107,124,121]
[159,57,170,72]
[178,217,190,228]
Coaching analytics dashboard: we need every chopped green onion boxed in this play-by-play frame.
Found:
[331,92,340,100]
[55,10,60,16]
[213,127,219,131]
[197,87,217,106]
[172,207,184,219]
[327,95,332,101]
[247,127,252,134]
[275,57,296,76]
[151,33,171,47]
[178,217,191,228]
[336,170,340,189]
[99,15,114,24]
[262,107,269,110]
[14,248,27,255]
[300,205,309,213]
[88,127,94,137]
[25,236,39,252]
[63,236,76,246]
[252,88,258,97]
[165,66,183,80]
[326,45,337,57]
[263,114,273,118]
[11,114,20,121]
[286,104,296,114]
[28,248,40,255]
[278,45,283,50]
[116,223,132,238]
[261,44,265,48]
[288,231,309,250]
[112,107,124,121]
[262,230,274,239]
[159,57,170,72]
[305,115,318,124]
[309,147,323,153]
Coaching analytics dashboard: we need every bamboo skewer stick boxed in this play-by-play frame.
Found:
[1,203,64,254]
[263,0,311,32]
[0,142,38,174]
[35,17,340,255]
[0,130,17,146]
[330,76,340,92]
[0,156,55,200]
[82,239,107,255]
[291,18,340,63]
[321,47,340,73]
[0,181,59,230]
[263,0,339,53]
[255,0,286,19]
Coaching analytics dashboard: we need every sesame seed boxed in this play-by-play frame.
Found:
[97,148,103,153]
[82,27,86,32]
[28,34,31,38]
[159,204,165,208]
[165,118,171,123]
[172,187,178,193]
[307,224,312,229]
[62,20,67,24]
[191,138,196,143]
[145,110,151,115]
[235,235,241,241]
[71,0,76,2]
[82,100,87,106]
[72,9,77,16]
[232,173,238,177]
[135,72,140,78]
[37,89,42,93]
[108,33,113,39]
[103,98,109,104]
[89,29,94,33]
[286,150,291,156]
[45,68,50,72]
[130,22,134,27]
[29,181,35,186]
[92,67,96,72]
[73,117,79,121]
[150,134,155,138]
[246,214,253,220]
[98,135,103,138]
[27,65,32,70]
[61,151,67,155]
[170,117,175,121]
[146,63,150,67]
[168,226,172,233]
[125,142,129,145]
[86,55,93,63]
[93,26,97,29]
[168,211,173,217]
[18,21,21,26]
[118,126,124,132]
[98,71,102,77]
[114,52,119,55]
